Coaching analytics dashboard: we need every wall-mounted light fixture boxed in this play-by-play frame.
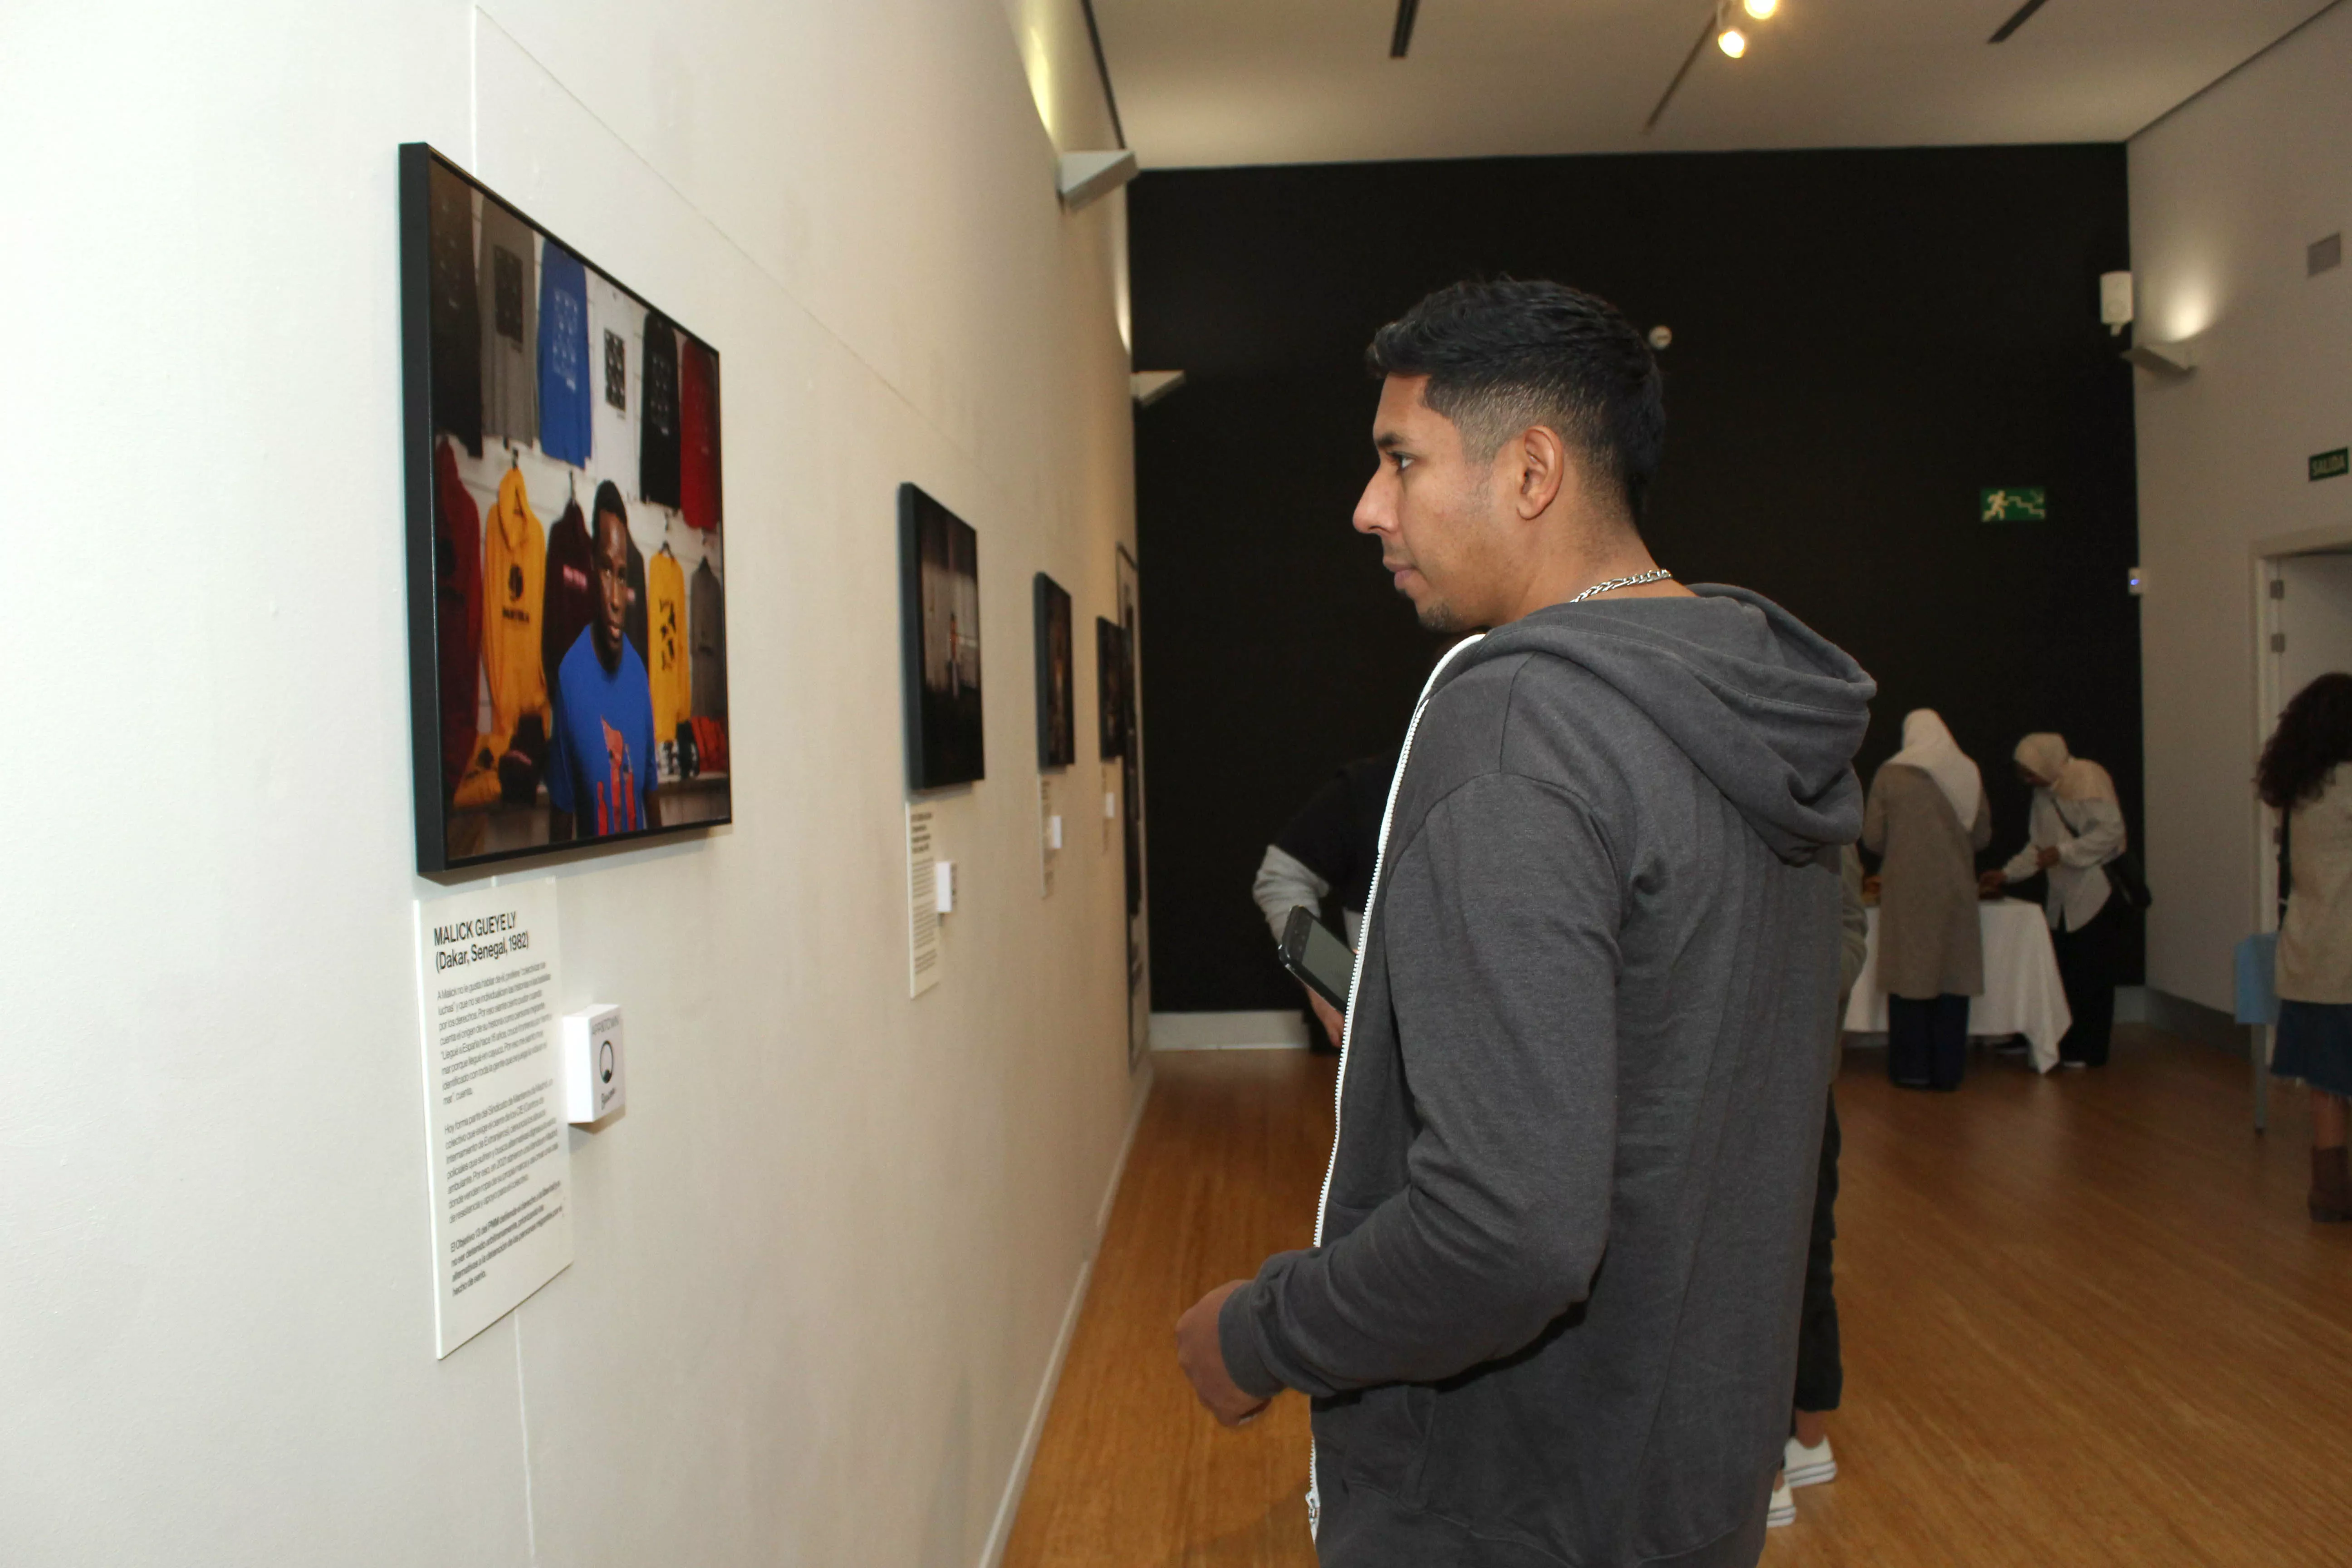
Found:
[1131,370,1186,407]
[2122,340,2195,377]
[2100,271,2134,336]
[1058,150,1137,213]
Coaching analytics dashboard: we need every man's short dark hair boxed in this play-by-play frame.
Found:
[592,479,628,532]
[1367,279,1665,522]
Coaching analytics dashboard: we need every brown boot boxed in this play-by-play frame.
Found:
[2312,1146,2352,1223]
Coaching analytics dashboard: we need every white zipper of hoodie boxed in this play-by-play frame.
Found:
[1305,632,1481,1540]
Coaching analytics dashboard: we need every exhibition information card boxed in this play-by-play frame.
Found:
[416,881,573,1357]
[908,804,940,997]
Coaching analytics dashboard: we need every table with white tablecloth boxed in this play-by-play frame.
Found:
[1842,898,2072,1073]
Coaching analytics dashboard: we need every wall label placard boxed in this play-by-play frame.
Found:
[2311,448,2349,482]
[908,803,940,996]
[416,879,572,1357]
[1979,486,2048,522]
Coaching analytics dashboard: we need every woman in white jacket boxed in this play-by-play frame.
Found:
[1981,733,2126,1067]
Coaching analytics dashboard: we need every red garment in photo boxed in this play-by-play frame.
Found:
[678,335,721,530]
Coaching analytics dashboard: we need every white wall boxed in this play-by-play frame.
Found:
[2130,2,2352,1013]
[0,3,1140,1564]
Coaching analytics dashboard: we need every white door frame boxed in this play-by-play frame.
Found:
[2246,522,2352,1129]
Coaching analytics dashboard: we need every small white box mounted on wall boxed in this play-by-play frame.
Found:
[561,1004,626,1125]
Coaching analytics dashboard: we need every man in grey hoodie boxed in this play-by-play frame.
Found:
[1174,279,1873,1566]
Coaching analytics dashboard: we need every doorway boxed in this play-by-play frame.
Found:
[2249,533,2352,1127]
[2254,542,2352,923]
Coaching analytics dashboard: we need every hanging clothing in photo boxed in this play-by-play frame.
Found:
[585,270,642,500]
[690,714,729,776]
[639,311,682,509]
[541,501,648,668]
[627,534,648,666]
[542,499,594,681]
[477,200,537,447]
[426,162,482,456]
[678,334,721,530]
[433,437,484,801]
[690,558,727,720]
[548,632,656,838]
[647,547,691,754]
[478,466,551,758]
[537,241,593,466]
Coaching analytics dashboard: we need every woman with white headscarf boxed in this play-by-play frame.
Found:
[1982,732,2127,1067]
[1862,710,1992,1090]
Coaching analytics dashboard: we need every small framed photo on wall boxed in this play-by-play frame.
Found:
[1034,574,1075,769]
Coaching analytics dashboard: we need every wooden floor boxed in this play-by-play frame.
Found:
[1004,1030,2352,1566]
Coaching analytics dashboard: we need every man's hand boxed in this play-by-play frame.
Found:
[1979,868,2007,897]
[1176,1280,1272,1427]
[1307,990,1345,1049]
[2035,844,2063,870]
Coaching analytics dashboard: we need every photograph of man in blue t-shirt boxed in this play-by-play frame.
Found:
[548,481,658,841]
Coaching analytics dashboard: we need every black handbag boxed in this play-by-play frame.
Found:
[2103,849,2153,912]
[2053,794,2151,911]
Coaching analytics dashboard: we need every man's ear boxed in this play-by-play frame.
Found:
[1510,424,1568,520]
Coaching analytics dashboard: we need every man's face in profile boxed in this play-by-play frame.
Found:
[591,507,629,669]
[1354,374,1505,634]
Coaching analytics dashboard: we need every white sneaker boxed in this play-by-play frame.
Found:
[1767,1475,1796,1528]
[1784,1434,1836,1488]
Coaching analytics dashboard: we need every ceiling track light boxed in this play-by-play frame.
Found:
[1648,0,1780,133]
[1716,0,1776,59]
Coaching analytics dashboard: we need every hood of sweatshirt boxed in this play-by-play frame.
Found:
[1446,584,1874,863]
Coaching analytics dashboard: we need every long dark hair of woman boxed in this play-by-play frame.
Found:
[2258,671,2352,809]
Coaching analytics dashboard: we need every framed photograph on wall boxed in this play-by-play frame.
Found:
[1115,543,1149,1067]
[399,143,731,874]
[1034,573,1075,769]
[1096,616,1128,762]
[900,484,985,790]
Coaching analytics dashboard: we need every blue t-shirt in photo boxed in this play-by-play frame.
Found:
[537,242,593,466]
[548,628,656,837]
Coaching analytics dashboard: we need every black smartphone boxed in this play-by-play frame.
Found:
[1279,905,1355,1011]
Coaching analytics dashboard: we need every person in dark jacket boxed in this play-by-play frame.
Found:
[1174,280,1873,1568]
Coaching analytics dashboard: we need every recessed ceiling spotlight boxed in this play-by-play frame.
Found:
[1717,24,1747,57]
[1744,0,1779,17]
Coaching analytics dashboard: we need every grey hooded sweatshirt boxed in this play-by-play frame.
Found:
[1219,586,1873,1568]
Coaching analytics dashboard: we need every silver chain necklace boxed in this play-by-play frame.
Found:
[1570,568,1673,603]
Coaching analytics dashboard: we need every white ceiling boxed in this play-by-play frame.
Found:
[1090,0,2337,168]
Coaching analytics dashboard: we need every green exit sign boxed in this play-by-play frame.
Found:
[2313,448,2350,482]
[1980,487,2048,522]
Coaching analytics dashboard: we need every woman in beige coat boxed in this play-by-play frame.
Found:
[2257,672,2352,1222]
[1863,711,1992,1090]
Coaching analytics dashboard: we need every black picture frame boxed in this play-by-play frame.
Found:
[900,483,986,790]
[1034,574,1075,769]
[400,142,733,874]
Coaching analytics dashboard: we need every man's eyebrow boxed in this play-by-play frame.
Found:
[1375,430,1408,451]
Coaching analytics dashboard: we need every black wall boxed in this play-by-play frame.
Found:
[1130,146,2141,1012]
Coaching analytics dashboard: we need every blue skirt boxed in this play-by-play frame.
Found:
[2274,1000,2352,1098]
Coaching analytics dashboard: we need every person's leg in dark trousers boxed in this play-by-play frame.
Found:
[2053,901,2121,1067]
[1928,993,1970,1090]
[1792,1093,1842,1421]
[1887,997,1932,1088]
